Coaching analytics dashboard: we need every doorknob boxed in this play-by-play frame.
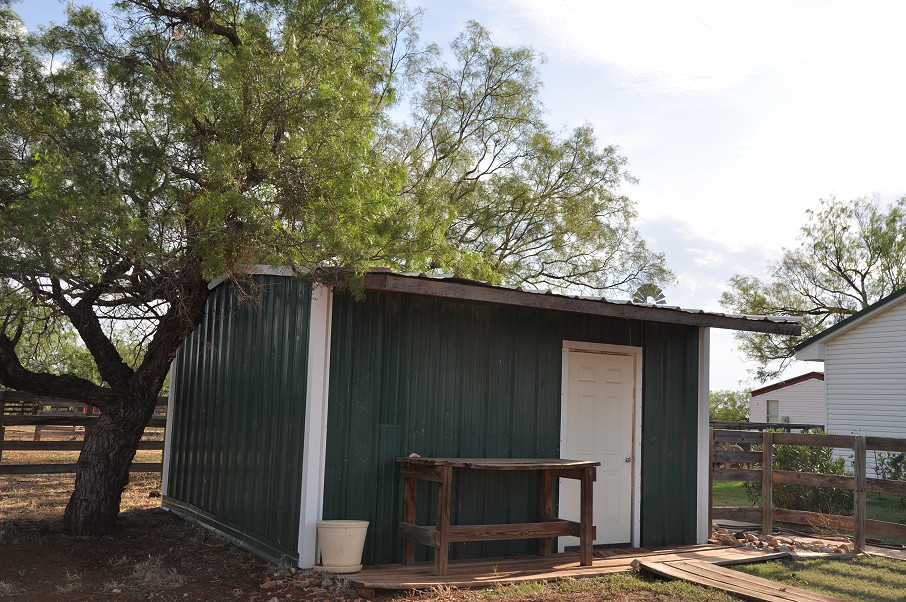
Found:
[625,456,633,463]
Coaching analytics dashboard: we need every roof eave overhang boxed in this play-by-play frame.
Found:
[795,342,826,362]
[364,273,802,336]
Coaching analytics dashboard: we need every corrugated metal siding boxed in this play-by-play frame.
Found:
[639,321,700,547]
[165,275,311,562]
[323,290,700,564]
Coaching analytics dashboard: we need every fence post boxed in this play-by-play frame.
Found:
[761,430,773,536]
[853,435,866,551]
[708,427,714,534]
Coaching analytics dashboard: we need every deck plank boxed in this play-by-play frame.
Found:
[638,559,847,602]
[348,544,784,591]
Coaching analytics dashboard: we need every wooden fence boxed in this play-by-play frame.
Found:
[710,428,906,550]
[0,390,168,475]
[709,421,823,433]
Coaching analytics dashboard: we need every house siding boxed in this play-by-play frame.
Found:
[750,378,825,425]
[323,290,700,565]
[825,297,906,438]
[164,276,312,562]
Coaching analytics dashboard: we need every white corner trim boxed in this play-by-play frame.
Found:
[161,358,177,498]
[696,327,711,543]
[297,284,334,568]
[559,340,643,550]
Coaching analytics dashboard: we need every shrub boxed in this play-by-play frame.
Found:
[745,430,854,516]
[874,451,906,510]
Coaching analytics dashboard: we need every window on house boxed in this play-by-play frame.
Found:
[767,400,779,423]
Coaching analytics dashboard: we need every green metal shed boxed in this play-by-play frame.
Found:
[161,269,801,567]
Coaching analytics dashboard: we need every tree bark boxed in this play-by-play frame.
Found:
[63,397,157,535]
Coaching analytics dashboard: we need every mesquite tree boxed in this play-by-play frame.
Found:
[0,0,406,534]
[381,21,673,294]
[721,195,906,381]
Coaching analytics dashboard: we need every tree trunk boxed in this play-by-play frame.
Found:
[63,402,153,535]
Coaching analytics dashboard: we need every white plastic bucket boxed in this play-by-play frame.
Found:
[316,520,369,573]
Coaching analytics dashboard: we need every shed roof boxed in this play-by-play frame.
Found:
[749,371,824,397]
[795,285,906,360]
[214,266,802,335]
[361,270,802,335]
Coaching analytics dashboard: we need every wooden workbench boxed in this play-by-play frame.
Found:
[397,457,599,576]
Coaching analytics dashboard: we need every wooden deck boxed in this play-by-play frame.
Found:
[639,559,847,602]
[348,544,786,592]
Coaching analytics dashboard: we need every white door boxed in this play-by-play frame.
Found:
[560,350,636,547]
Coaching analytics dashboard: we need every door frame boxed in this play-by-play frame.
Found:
[560,341,643,549]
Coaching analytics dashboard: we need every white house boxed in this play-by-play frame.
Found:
[749,372,825,426]
[795,286,906,441]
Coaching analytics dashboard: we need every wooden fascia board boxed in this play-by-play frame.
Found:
[363,274,802,335]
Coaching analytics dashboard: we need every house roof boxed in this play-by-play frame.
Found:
[361,270,802,335]
[795,285,906,360]
[750,371,824,397]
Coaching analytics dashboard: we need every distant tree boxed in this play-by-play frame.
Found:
[721,195,906,382]
[709,389,750,422]
[381,21,673,295]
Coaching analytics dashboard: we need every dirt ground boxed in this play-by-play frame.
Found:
[0,426,381,601]
[0,426,724,601]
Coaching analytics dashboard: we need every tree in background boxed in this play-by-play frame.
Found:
[0,0,405,535]
[380,20,673,295]
[709,389,750,422]
[721,196,906,382]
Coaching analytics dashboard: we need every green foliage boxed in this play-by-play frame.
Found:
[709,389,750,422]
[0,0,408,393]
[744,431,853,516]
[382,21,673,294]
[720,196,906,381]
[873,451,906,511]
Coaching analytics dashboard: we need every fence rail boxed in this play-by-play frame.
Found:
[0,390,167,475]
[709,428,906,550]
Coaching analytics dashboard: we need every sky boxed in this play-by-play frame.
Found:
[14,1,906,390]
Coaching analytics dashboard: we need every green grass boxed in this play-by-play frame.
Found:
[733,556,906,602]
[866,493,906,524]
[712,481,759,507]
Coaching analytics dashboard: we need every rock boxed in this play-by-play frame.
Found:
[769,539,779,547]
[734,531,747,539]
[112,589,121,594]
[267,598,279,602]
[261,581,279,590]
[321,578,333,587]
[745,533,758,542]
[818,547,833,554]
[757,541,765,549]
[775,545,791,553]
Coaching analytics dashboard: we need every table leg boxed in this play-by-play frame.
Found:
[435,466,453,576]
[402,476,417,565]
[579,466,594,566]
[538,470,553,556]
